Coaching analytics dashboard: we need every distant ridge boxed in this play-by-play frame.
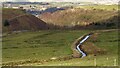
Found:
[8,14,47,31]
[2,8,48,32]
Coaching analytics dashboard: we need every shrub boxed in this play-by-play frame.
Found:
[4,20,10,27]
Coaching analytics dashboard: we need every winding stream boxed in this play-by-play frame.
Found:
[76,34,91,58]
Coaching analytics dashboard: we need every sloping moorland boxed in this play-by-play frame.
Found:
[2,6,119,32]
[39,7,119,29]
[2,8,48,32]
[2,30,118,66]
[2,5,119,66]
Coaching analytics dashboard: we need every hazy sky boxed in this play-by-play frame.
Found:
[2,0,94,2]
[2,0,120,3]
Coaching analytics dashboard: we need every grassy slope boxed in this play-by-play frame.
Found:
[78,5,119,11]
[2,8,26,32]
[2,30,89,62]
[2,8,26,21]
[2,30,118,66]
[2,5,119,66]
[35,30,118,66]
[3,8,48,32]
[39,6,118,27]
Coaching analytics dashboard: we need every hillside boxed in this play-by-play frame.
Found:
[2,7,119,32]
[3,30,118,66]
[2,8,48,32]
[77,5,119,11]
[8,14,48,31]
[2,8,26,21]
[39,8,118,29]
[2,7,118,66]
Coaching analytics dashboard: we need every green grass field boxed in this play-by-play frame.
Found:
[2,29,118,66]
[2,30,89,62]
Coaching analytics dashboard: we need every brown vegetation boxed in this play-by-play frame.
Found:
[8,14,47,31]
[2,8,119,32]
[39,8,118,29]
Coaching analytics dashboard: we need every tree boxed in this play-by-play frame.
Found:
[4,20,10,27]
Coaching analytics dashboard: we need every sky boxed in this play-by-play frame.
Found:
[2,0,120,3]
[2,0,94,2]
[3,0,94,2]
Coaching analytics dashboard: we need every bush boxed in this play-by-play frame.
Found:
[4,20,10,27]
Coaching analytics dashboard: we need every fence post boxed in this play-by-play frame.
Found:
[106,57,109,66]
[94,58,96,66]
[114,59,117,66]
